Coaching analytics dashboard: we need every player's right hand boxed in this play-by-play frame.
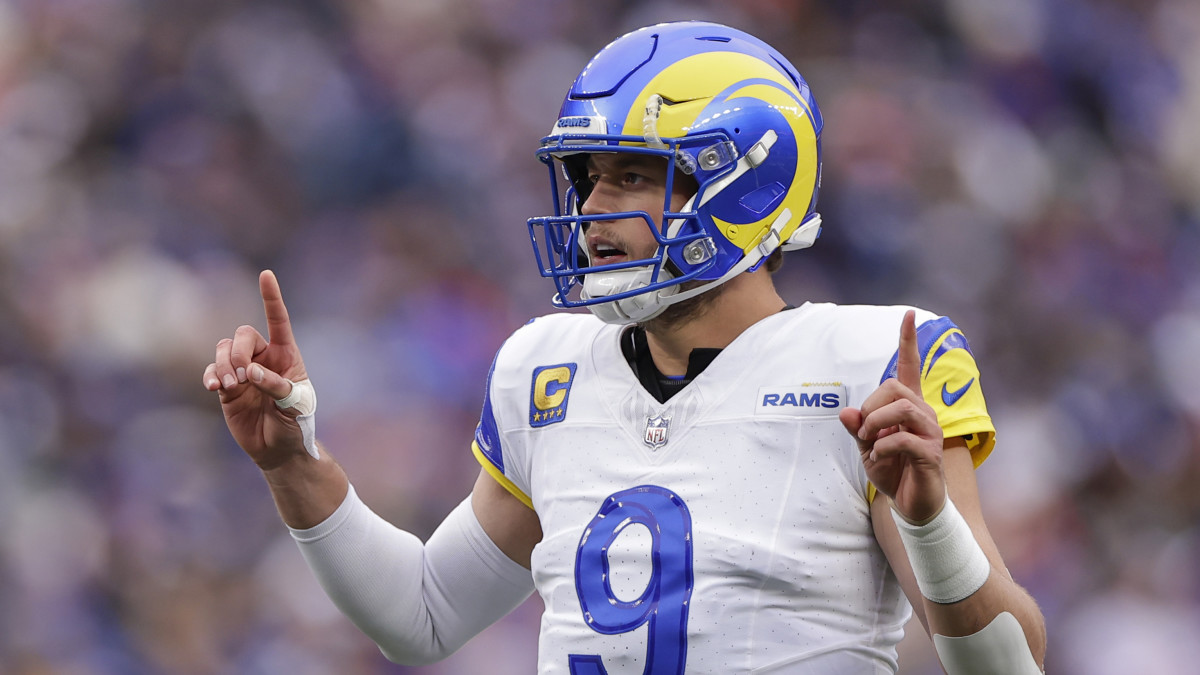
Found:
[202,270,313,471]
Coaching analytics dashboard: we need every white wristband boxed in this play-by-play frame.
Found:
[891,498,991,604]
[275,379,318,460]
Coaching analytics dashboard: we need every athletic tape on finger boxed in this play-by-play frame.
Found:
[275,379,319,459]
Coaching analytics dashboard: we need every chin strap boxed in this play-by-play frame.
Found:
[581,265,674,324]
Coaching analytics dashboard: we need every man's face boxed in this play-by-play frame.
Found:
[579,153,696,267]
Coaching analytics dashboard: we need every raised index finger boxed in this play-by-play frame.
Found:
[259,270,296,347]
[895,309,922,394]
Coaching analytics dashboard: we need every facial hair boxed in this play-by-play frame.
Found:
[639,277,728,332]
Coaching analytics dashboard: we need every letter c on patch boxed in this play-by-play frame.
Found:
[535,366,572,409]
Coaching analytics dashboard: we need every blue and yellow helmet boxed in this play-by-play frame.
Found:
[527,21,824,324]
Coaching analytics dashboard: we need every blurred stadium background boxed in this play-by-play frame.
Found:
[1,0,1198,672]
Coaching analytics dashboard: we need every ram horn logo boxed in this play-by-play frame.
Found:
[643,414,671,449]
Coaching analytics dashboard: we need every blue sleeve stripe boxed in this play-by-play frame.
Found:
[474,350,505,473]
[879,315,959,384]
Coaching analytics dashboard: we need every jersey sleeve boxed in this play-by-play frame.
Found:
[472,329,535,511]
[880,315,996,466]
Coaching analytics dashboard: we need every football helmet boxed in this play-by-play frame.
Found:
[527,21,824,324]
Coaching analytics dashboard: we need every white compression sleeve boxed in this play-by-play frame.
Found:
[288,486,535,665]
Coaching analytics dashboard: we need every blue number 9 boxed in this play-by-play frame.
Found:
[568,485,694,675]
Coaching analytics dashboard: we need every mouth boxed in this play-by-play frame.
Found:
[588,235,629,264]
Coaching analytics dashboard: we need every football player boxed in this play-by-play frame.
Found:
[205,21,1046,674]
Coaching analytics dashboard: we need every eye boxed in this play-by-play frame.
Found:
[623,172,647,185]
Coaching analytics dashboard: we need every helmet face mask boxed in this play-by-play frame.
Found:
[530,136,720,321]
[527,21,824,324]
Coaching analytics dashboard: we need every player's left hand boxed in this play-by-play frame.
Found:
[839,310,946,523]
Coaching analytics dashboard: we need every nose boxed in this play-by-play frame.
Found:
[579,180,616,217]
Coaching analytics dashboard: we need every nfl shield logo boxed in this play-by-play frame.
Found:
[643,415,671,449]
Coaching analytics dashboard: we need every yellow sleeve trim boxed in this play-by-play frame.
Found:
[471,441,535,511]
[948,427,996,468]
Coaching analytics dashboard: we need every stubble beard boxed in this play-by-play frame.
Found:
[639,277,727,333]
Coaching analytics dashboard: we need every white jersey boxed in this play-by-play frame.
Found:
[473,302,995,674]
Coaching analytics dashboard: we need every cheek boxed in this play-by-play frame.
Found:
[613,211,663,258]
[630,222,660,252]
[637,196,671,233]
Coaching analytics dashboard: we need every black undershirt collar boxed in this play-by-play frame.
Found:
[620,327,720,403]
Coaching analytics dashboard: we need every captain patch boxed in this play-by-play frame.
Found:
[530,363,577,427]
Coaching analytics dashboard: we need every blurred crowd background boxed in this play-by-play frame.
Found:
[1,0,1198,673]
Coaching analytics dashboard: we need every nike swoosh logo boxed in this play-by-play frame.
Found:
[941,378,975,407]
